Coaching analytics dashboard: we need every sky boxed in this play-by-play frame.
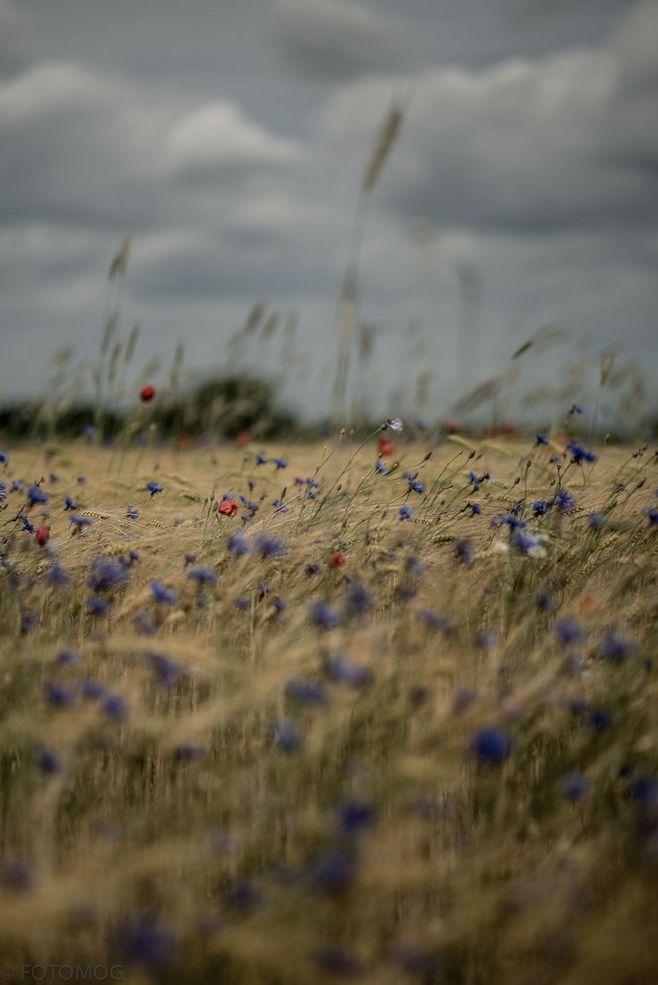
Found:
[0,0,656,422]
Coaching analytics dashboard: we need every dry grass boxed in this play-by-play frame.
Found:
[0,433,657,984]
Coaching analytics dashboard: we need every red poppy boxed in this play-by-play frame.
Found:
[329,552,346,568]
[218,498,238,517]
[140,384,156,403]
[443,419,460,434]
[500,421,517,437]
[377,437,395,456]
[36,525,50,546]
[235,430,252,445]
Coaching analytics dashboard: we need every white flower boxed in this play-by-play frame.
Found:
[385,418,404,432]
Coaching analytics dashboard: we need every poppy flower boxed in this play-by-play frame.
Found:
[35,525,50,546]
[329,552,346,568]
[218,498,238,517]
[377,436,395,456]
[139,384,156,403]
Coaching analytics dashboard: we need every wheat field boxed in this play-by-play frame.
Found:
[0,430,656,983]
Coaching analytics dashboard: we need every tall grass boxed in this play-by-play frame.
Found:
[0,423,656,983]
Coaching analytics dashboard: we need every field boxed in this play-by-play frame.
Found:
[0,431,656,984]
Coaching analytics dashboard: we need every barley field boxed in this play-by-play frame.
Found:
[0,429,656,984]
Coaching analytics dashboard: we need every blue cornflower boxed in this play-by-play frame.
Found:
[470,726,512,766]
[148,652,183,686]
[150,580,178,605]
[418,610,452,632]
[103,693,129,721]
[255,453,267,466]
[645,508,658,526]
[285,678,328,706]
[305,562,321,577]
[64,496,78,511]
[70,514,92,531]
[27,484,49,506]
[20,514,35,534]
[338,799,377,835]
[534,433,549,446]
[0,451,8,465]
[511,528,545,556]
[374,459,388,475]
[87,595,110,616]
[36,747,63,776]
[309,849,356,895]
[588,707,612,733]
[255,534,286,557]
[273,457,287,470]
[20,612,38,634]
[0,483,7,503]
[46,564,70,588]
[44,682,75,709]
[494,512,526,530]
[467,502,481,516]
[567,441,597,465]
[0,860,35,892]
[554,489,576,513]
[555,617,585,646]
[227,533,251,556]
[273,720,302,753]
[55,648,79,666]
[561,772,588,803]
[600,630,635,664]
[310,601,342,629]
[628,775,658,807]
[345,580,373,617]
[126,506,139,521]
[116,916,176,970]
[146,481,163,496]
[187,567,218,586]
[406,556,424,575]
[77,476,86,485]
[586,511,605,530]
[454,538,475,566]
[536,587,557,613]
[324,655,373,689]
[532,499,549,517]
[174,743,204,762]
[81,679,106,701]
[234,597,251,611]
[88,558,126,592]
[398,505,412,520]
[272,499,289,514]
[407,475,425,494]
[313,950,363,977]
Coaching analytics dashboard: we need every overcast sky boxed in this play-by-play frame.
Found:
[0,0,656,420]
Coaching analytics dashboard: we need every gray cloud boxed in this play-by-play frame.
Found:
[271,0,423,80]
[322,7,658,235]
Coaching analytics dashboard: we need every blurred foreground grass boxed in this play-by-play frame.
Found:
[0,434,656,984]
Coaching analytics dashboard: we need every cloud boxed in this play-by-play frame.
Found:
[271,0,423,80]
[164,102,305,179]
[321,8,658,235]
